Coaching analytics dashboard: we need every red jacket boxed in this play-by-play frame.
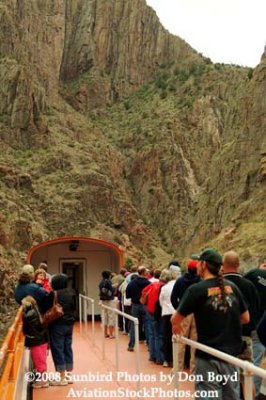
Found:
[35,277,52,293]
[42,278,52,293]
[142,281,164,314]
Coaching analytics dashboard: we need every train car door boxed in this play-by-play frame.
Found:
[60,259,86,319]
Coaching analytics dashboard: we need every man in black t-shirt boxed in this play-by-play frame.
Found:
[223,251,260,398]
[171,248,249,400]
[223,251,260,354]
[244,262,266,319]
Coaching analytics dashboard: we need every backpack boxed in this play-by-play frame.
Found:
[99,279,113,300]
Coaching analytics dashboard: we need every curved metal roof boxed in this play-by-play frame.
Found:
[26,236,124,267]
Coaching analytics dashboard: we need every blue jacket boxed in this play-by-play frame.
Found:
[126,276,150,304]
[171,271,200,310]
[15,282,53,314]
[257,311,266,347]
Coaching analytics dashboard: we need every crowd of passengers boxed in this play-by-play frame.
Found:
[14,263,75,388]
[100,250,266,400]
[14,250,266,399]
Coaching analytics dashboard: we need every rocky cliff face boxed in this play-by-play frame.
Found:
[0,0,65,147]
[60,0,199,106]
[96,59,266,262]
[0,0,265,280]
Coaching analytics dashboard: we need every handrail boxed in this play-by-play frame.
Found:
[0,308,22,366]
[100,303,141,390]
[79,294,95,346]
[172,335,266,400]
[0,307,24,400]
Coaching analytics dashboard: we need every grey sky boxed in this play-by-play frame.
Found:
[146,0,266,67]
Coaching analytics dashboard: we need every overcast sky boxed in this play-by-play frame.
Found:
[146,0,266,67]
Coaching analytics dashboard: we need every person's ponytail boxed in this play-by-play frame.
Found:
[206,262,229,312]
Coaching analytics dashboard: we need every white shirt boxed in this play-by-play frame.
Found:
[159,280,176,316]
[149,277,159,283]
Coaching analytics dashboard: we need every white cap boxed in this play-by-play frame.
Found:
[169,264,181,278]
[21,264,34,276]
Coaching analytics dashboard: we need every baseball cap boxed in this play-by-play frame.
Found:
[187,259,198,270]
[169,264,181,274]
[168,260,181,268]
[193,248,222,266]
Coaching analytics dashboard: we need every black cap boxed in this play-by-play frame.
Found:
[193,248,222,266]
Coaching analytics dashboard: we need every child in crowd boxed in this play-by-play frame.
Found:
[22,296,49,389]
[34,268,52,293]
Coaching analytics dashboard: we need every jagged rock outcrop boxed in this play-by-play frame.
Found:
[0,252,18,343]
[60,0,201,108]
[0,0,201,137]
[0,0,65,146]
[183,58,266,255]
[0,0,265,278]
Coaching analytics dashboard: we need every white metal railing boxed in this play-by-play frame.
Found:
[172,335,266,400]
[79,294,95,345]
[100,303,141,389]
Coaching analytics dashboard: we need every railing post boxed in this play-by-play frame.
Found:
[101,305,105,360]
[172,335,180,399]
[83,296,86,332]
[91,300,95,346]
[121,299,126,333]
[79,294,82,334]
[79,295,95,346]
[115,313,119,371]
[243,363,253,400]
[134,319,141,390]
[84,299,88,335]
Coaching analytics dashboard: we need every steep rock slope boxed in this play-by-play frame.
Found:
[0,0,265,276]
[60,0,200,107]
[94,58,266,260]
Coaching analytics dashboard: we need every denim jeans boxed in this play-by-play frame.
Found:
[251,330,265,399]
[195,357,240,400]
[153,318,164,363]
[147,313,156,360]
[49,324,74,371]
[128,303,149,349]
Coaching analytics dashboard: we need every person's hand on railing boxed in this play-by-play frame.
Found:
[171,311,185,335]
[172,322,183,335]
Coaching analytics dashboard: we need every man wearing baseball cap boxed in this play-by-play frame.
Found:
[171,248,249,399]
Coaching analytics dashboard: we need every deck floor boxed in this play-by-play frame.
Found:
[32,322,194,400]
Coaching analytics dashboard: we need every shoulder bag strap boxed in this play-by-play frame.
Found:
[53,290,58,305]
